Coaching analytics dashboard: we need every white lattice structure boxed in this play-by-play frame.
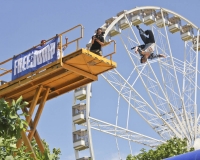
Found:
[73,6,200,160]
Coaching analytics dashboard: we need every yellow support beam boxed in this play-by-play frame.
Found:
[17,85,43,150]
[21,131,37,160]
[26,85,43,125]
[28,88,50,140]
[62,63,98,81]
[24,107,45,153]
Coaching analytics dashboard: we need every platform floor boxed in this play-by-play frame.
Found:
[0,48,117,104]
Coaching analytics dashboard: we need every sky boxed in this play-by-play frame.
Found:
[1,0,200,160]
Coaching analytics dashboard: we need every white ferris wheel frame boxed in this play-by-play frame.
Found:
[73,6,200,160]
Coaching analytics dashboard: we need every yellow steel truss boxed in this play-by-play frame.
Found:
[0,24,117,159]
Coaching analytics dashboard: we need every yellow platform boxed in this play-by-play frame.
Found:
[0,25,117,159]
[0,48,116,104]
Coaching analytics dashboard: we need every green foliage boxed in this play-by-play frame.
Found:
[0,137,33,160]
[0,96,32,159]
[31,139,61,160]
[0,96,28,139]
[126,137,195,160]
[0,97,61,160]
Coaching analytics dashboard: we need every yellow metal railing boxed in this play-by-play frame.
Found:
[103,40,116,61]
[0,24,84,78]
[57,24,84,66]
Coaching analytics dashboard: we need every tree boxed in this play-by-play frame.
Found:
[0,97,61,160]
[126,137,194,160]
[31,139,61,160]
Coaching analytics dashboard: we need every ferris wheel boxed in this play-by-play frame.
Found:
[71,6,200,160]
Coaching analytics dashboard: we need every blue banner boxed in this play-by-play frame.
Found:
[164,150,200,160]
[12,37,58,80]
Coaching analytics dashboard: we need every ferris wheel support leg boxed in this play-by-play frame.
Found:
[194,29,199,140]
[160,8,191,140]
[151,26,189,139]
[86,83,95,160]
[182,41,193,141]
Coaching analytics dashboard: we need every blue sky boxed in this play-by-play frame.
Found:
[1,1,200,160]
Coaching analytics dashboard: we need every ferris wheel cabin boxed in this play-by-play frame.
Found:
[143,9,156,25]
[156,11,169,28]
[131,10,143,26]
[193,36,200,51]
[72,103,86,125]
[73,129,89,151]
[168,16,182,33]
[181,24,194,41]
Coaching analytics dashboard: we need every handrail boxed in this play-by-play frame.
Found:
[103,40,116,61]
[0,70,12,77]
[0,24,84,78]
[58,24,84,66]
[59,24,84,50]
[0,58,13,66]
[0,68,10,71]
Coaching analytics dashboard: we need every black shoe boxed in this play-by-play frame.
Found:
[136,25,140,30]
[131,46,136,50]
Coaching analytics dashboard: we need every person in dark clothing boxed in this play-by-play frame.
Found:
[132,25,165,63]
[40,40,46,46]
[90,28,105,56]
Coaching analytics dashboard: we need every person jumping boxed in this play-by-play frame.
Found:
[132,25,165,63]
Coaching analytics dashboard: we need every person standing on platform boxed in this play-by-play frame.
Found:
[90,28,105,56]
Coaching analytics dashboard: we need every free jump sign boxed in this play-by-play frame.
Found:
[12,37,58,80]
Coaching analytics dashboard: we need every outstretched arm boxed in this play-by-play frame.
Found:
[131,44,145,50]
[62,37,68,51]
[63,37,68,47]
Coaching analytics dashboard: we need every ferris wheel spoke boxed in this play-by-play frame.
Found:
[157,74,191,139]
[115,94,123,160]
[197,115,200,139]
[145,26,189,138]
[102,74,170,139]
[131,65,146,86]
[194,30,199,139]
[161,58,184,74]
[125,14,140,44]
[157,10,195,141]
[89,116,165,147]
[126,90,133,154]
[153,32,192,140]
[182,47,196,139]
[145,60,190,138]
[118,34,140,63]
[181,41,198,140]
[102,69,182,139]
[117,33,184,137]
[160,9,182,98]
